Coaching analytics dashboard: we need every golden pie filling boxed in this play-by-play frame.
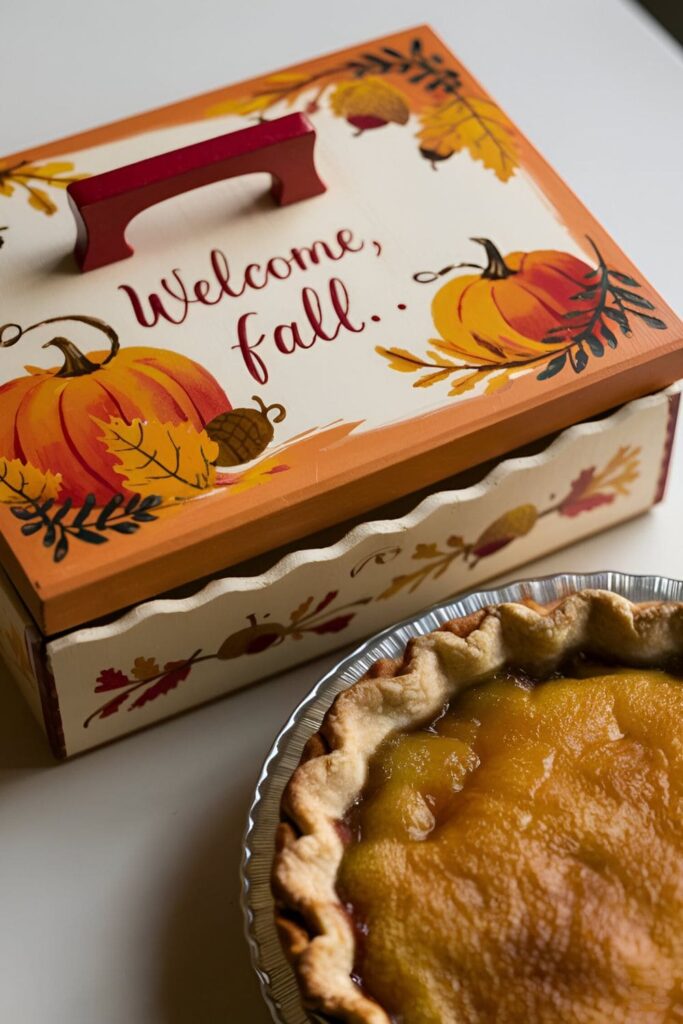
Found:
[338,667,683,1023]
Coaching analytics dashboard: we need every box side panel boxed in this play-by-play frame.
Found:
[0,565,47,731]
[48,390,674,756]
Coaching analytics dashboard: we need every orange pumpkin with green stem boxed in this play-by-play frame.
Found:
[0,315,230,506]
[430,238,606,368]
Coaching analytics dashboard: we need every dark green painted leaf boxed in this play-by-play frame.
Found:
[52,498,73,524]
[411,38,423,54]
[139,495,163,511]
[633,312,667,330]
[37,499,55,516]
[381,47,404,58]
[54,535,68,563]
[612,288,654,310]
[537,353,567,380]
[96,493,124,529]
[586,334,604,357]
[603,307,631,335]
[20,521,42,535]
[573,347,589,372]
[73,493,97,527]
[11,506,37,521]
[42,523,56,547]
[563,310,589,319]
[125,494,141,514]
[132,511,158,523]
[600,323,618,349]
[608,270,639,286]
[109,521,139,535]
[75,528,108,545]
[570,289,598,300]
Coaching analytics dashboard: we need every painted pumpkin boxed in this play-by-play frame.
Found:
[431,239,602,365]
[329,78,410,133]
[0,316,229,506]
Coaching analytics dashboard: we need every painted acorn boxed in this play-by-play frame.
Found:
[329,78,410,134]
[217,615,287,659]
[419,146,454,169]
[205,396,286,467]
[470,504,539,560]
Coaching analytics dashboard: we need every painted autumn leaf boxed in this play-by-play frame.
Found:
[132,656,161,681]
[205,72,314,117]
[0,160,88,216]
[95,417,219,500]
[418,97,519,181]
[0,456,62,505]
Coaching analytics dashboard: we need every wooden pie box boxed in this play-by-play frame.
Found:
[0,27,681,757]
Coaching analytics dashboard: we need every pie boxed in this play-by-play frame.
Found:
[272,590,683,1024]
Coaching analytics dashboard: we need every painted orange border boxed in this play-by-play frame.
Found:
[1,25,682,635]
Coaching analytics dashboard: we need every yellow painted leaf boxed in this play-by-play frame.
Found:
[18,161,79,183]
[418,96,519,181]
[290,596,313,623]
[131,656,160,681]
[95,417,218,500]
[412,543,444,560]
[205,92,284,117]
[485,368,515,394]
[376,346,431,374]
[0,179,14,197]
[414,368,453,388]
[448,369,487,397]
[27,186,57,215]
[0,456,61,505]
[266,72,312,85]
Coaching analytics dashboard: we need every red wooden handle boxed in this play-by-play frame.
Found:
[67,113,326,272]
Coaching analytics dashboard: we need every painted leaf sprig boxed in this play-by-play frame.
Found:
[9,491,163,563]
[379,446,641,600]
[96,418,219,500]
[83,591,370,727]
[558,446,641,517]
[537,239,667,381]
[379,237,668,397]
[0,160,87,216]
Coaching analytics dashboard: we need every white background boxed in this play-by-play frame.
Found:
[1,2,682,1022]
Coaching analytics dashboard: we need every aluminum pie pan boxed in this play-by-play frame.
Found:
[241,570,683,1024]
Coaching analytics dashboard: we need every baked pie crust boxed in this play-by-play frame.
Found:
[272,590,683,1023]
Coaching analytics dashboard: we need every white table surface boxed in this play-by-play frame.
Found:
[1,2,682,1022]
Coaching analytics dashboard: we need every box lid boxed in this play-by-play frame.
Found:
[1,25,681,635]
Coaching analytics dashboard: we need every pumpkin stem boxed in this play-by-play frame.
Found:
[470,238,516,280]
[0,314,119,377]
[42,337,101,378]
[252,396,287,424]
